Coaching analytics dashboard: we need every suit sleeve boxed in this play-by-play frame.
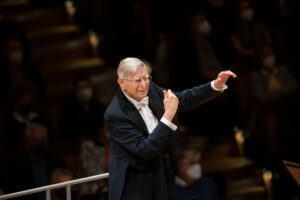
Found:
[105,114,175,159]
[175,82,222,112]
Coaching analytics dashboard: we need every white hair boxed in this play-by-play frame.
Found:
[117,57,146,78]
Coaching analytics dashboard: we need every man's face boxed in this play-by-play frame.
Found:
[179,156,200,174]
[118,67,150,101]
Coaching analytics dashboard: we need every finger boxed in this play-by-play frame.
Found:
[224,70,237,78]
[163,90,169,98]
[231,72,237,78]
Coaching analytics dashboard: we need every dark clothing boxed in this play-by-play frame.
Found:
[104,81,222,200]
[3,111,46,156]
[0,62,46,105]
[58,97,105,141]
[169,176,220,200]
[5,150,65,200]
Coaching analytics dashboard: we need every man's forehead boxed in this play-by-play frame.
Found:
[129,68,148,77]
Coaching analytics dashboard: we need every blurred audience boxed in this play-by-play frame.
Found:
[169,146,220,200]
[76,136,109,199]
[2,81,47,157]
[228,0,273,126]
[0,1,299,199]
[51,168,79,200]
[244,44,298,166]
[5,123,65,199]
[172,9,223,90]
[229,0,272,71]
[57,75,106,144]
[203,0,236,66]
[0,20,46,108]
[250,44,298,104]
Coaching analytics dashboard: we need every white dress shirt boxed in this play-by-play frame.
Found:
[122,91,177,134]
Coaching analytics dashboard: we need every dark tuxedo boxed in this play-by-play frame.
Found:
[104,81,222,200]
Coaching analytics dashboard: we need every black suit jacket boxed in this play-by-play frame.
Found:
[104,81,222,200]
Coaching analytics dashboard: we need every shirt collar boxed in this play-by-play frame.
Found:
[174,176,187,187]
[121,89,148,110]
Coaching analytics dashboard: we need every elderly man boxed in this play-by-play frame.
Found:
[104,57,236,200]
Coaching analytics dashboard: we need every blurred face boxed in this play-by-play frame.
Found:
[75,79,93,102]
[118,67,150,101]
[179,155,201,175]
[4,38,24,64]
[238,1,253,21]
[17,93,34,114]
[28,126,48,146]
[261,46,276,68]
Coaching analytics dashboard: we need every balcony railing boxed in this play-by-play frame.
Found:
[0,172,109,200]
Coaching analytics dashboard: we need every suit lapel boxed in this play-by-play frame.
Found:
[117,89,149,135]
[148,84,164,119]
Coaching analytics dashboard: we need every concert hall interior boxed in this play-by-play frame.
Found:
[0,0,299,199]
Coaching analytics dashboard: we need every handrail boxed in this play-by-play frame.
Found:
[0,172,109,200]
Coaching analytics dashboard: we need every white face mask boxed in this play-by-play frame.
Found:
[77,87,93,102]
[9,50,23,64]
[198,20,211,35]
[263,54,276,68]
[186,164,202,180]
[240,8,253,21]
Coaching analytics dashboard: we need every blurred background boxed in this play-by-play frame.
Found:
[0,0,299,199]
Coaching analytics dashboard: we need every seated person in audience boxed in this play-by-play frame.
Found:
[5,123,65,199]
[246,44,298,163]
[250,44,298,104]
[76,128,109,199]
[172,10,223,90]
[229,0,272,74]
[3,81,47,157]
[57,75,106,145]
[0,20,46,107]
[51,168,78,200]
[169,146,220,200]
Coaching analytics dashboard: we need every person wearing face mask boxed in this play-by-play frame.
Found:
[250,44,298,103]
[173,10,223,88]
[171,10,236,143]
[58,75,107,147]
[245,44,298,166]
[0,20,46,107]
[229,0,272,71]
[169,146,220,200]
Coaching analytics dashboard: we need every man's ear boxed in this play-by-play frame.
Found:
[117,78,124,88]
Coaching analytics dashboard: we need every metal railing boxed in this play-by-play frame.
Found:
[0,172,109,200]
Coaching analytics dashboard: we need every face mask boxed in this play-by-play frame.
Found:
[186,164,202,180]
[9,50,23,64]
[77,87,93,102]
[263,54,276,68]
[240,8,253,21]
[198,20,211,35]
